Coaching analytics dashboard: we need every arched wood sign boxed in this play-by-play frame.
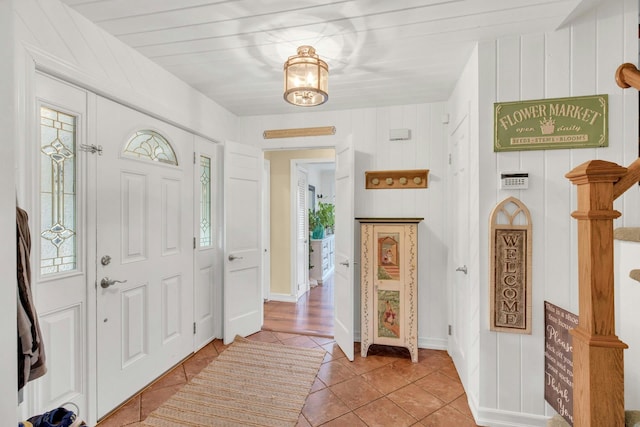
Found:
[489,197,532,334]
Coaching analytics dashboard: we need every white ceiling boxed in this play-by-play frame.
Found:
[60,0,596,117]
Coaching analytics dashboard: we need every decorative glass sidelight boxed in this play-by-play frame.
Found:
[123,130,178,165]
[199,155,212,247]
[40,106,77,275]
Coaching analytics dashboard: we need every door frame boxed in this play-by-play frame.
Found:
[291,162,309,299]
[447,107,471,387]
[262,159,271,301]
[288,158,335,299]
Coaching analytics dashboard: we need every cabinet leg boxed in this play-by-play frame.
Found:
[361,341,370,358]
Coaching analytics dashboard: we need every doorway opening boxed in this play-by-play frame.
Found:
[261,149,336,337]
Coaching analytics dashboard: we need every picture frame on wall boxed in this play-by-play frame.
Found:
[494,94,608,152]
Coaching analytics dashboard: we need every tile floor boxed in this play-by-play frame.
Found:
[97,331,481,427]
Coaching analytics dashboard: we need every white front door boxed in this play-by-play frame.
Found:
[95,97,194,417]
[334,137,355,361]
[193,136,221,350]
[449,111,470,385]
[295,166,309,297]
[32,72,89,418]
[223,140,263,344]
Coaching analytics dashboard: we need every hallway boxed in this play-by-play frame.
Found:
[263,276,335,336]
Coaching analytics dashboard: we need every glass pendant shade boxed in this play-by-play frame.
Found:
[283,45,329,107]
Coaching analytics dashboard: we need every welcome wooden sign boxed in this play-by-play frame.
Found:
[489,197,532,334]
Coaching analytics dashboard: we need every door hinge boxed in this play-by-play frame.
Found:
[193,322,196,335]
[79,144,103,155]
[193,237,196,249]
[448,153,452,165]
[193,152,196,164]
[448,324,452,335]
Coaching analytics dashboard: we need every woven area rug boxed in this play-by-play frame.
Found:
[141,336,325,426]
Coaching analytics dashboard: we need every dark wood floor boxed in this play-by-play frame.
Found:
[263,274,334,336]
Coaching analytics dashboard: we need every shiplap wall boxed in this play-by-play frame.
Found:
[9,0,239,421]
[4,0,637,424]
[452,0,638,425]
[14,0,238,142]
[240,103,449,348]
[0,0,18,417]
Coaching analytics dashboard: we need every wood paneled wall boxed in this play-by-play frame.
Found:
[0,0,18,418]
[240,103,450,349]
[14,0,238,142]
[466,0,638,425]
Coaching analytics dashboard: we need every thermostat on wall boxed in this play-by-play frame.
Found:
[500,172,529,190]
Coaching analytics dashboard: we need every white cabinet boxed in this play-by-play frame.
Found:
[359,218,422,362]
[309,235,334,285]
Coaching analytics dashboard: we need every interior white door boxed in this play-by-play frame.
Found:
[95,97,194,417]
[223,140,263,344]
[194,136,220,350]
[449,111,470,382]
[262,159,271,301]
[334,137,355,361]
[295,166,309,297]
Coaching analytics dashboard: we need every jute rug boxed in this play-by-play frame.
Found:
[141,336,325,426]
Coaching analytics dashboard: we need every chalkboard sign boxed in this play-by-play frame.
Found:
[544,301,579,426]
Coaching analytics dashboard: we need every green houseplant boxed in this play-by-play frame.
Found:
[309,208,324,239]
[317,202,335,235]
[308,202,335,239]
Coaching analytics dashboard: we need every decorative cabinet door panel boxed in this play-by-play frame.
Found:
[359,219,420,362]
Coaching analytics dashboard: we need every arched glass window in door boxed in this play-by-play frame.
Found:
[123,130,178,165]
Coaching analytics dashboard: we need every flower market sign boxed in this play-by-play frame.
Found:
[494,95,608,152]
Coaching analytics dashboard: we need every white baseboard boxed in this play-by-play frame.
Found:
[418,336,448,350]
[475,407,549,427]
[266,293,298,303]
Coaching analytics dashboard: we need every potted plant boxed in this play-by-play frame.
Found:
[309,208,324,239]
[317,202,335,235]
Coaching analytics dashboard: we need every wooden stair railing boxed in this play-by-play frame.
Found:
[563,62,640,426]
[566,161,628,427]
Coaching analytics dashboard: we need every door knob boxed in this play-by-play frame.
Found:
[339,260,350,267]
[228,254,244,261]
[101,277,127,288]
[456,265,468,274]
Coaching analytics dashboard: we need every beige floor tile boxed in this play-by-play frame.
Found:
[329,376,383,410]
[354,396,417,427]
[97,397,140,426]
[320,412,369,426]
[302,388,351,426]
[414,371,465,403]
[360,364,411,394]
[317,360,357,386]
[387,383,446,420]
[419,405,479,427]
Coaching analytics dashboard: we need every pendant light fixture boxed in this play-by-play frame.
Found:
[283,45,329,107]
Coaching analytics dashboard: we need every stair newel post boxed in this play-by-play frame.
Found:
[566,160,628,426]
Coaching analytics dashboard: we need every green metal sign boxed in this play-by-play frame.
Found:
[494,95,608,152]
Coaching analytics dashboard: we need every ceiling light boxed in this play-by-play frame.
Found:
[283,45,328,107]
